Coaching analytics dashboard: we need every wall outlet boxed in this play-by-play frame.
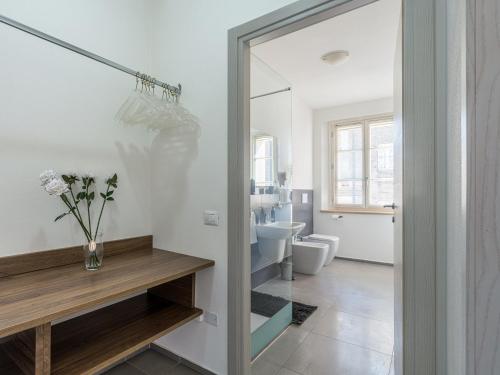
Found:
[203,311,218,327]
[204,210,219,226]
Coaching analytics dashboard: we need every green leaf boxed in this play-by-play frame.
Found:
[100,192,106,199]
[107,197,115,201]
[111,184,117,188]
[106,191,113,196]
[55,213,67,221]
[77,192,86,200]
[62,175,70,183]
[89,192,95,200]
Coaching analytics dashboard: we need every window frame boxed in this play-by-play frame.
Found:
[329,113,394,214]
[251,134,277,188]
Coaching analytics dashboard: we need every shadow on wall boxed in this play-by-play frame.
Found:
[115,141,152,233]
[150,123,201,241]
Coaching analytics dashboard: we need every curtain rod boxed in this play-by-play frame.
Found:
[250,87,291,100]
[0,14,181,95]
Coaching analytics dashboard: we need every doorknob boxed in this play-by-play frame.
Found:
[384,203,397,209]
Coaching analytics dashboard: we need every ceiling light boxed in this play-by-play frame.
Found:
[321,50,350,66]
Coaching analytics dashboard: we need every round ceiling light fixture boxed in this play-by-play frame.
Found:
[320,50,350,66]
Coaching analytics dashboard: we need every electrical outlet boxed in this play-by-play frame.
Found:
[203,311,218,327]
[204,210,219,226]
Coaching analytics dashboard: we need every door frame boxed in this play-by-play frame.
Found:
[227,0,444,373]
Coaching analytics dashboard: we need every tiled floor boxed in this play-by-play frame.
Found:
[252,259,394,375]
[103,349,201,375]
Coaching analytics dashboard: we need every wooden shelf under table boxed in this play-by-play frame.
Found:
[0,239,214,375]
[51,294,201,375]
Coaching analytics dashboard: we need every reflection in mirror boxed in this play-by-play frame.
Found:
[251,133,276,188]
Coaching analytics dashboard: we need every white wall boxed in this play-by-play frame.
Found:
[313,98,394,263]
[148,1,296,374]
[0,0,154,255]
[292,95,313,189]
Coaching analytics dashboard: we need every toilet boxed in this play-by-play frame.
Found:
[292,241,329,275]
[302,234,340,266]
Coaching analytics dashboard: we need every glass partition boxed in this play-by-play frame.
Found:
[249,54,294,360]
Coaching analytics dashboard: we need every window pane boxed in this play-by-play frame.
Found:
[336,180,363,205]
[255,137,273,158]
[337,150,363,179]
[337,125,363,151]
[254,158,273,186]
[369,180,393,206]
[368,121,394,206]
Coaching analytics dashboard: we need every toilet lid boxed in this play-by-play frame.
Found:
[307,234,339,242]
[293,241,329,248]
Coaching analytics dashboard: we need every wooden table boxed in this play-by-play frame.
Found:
[0,236,214,375]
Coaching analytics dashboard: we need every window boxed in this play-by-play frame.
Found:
[252,135,275,187]
[330,115,394,211]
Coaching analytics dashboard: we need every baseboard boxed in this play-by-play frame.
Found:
[335,256,394,266]
[151,343,217,375]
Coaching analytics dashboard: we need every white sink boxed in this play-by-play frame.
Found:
[255,221,306,264]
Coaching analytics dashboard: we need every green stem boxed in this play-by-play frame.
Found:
[94,183,111,240]
[60,194,92,241]
[68,186,85,227]
[86,183,92,238]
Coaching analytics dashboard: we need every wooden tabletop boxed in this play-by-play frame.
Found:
[0,248,214,338]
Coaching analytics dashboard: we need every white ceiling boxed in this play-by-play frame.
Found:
[251,0,401,109]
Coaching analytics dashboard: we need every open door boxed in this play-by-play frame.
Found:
[392,16,403,375]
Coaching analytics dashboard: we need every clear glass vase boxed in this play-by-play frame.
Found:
[83,234,103,271]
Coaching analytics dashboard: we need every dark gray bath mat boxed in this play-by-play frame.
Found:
[251,291,289,317]
[251,291,318,324]
[292,301,318,325]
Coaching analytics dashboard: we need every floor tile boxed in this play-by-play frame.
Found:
[252,355,281,375]
[277,368,301,375]
[331,291,394,323]
[288,288,333,331]
[312,308,394,354]
[170,365,202,375]
[284,333,392,375]
[104,362,147,375]
[127,349,179,374]
[259,326,309,366]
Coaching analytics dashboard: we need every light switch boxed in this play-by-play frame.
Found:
[301,193,309,204]
[204,210,219,226]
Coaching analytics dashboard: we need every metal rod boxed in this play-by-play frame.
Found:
[0,14,181,95]
[250,87,291,100]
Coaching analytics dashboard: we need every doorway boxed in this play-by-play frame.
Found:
[228,0,441,374]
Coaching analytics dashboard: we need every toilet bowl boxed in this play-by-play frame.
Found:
[302,234,340,266]
[292,241,329,275]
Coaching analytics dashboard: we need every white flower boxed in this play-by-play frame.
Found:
[40,170,57,186]
[44,178,69,196]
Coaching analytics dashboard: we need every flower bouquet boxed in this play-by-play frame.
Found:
[40,170,118,270]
